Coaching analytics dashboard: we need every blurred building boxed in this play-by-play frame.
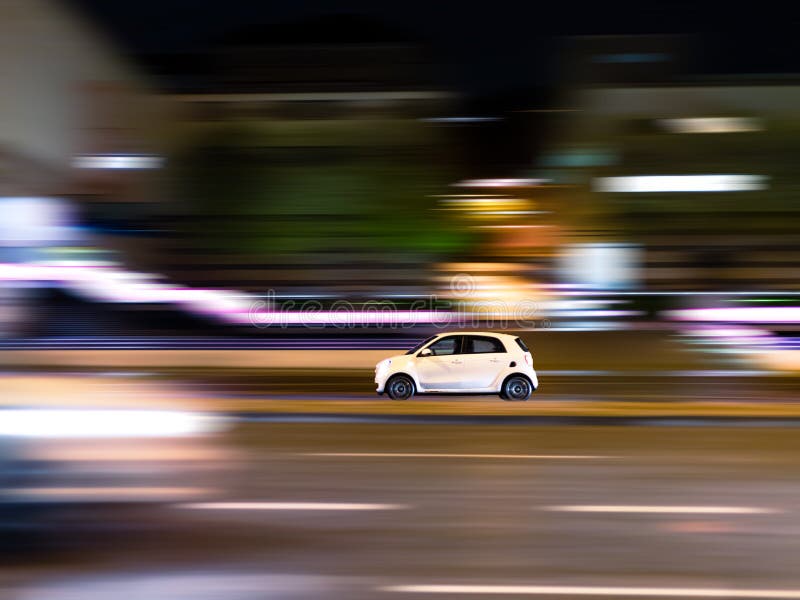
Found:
[139,15,461,297]
[542,35,800,291]
[0,0,166,202]
[0,0,168,336]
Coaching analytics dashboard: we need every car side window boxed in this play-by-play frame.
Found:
[425,336,460,356]
[464,336,506,354]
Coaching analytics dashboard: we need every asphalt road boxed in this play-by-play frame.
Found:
[3,423,800,599]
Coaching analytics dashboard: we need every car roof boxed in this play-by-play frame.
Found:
[436,331,517,340]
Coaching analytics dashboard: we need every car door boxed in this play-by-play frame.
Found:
[414,335,465,390]
[460,335,508,389]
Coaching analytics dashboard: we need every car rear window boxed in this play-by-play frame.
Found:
[464,336,506,354]
[515,337,530,352]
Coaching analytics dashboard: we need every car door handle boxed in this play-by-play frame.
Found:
[489,358,501,363]
[451,359,463,364]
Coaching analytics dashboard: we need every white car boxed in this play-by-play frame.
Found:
[375,332,538,401]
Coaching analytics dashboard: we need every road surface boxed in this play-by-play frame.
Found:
[3,422,800,599]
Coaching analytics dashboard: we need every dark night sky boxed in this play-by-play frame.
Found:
[69,0,800,94]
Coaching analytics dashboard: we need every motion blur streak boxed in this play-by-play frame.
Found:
[0,409,223,437]
[593,175,768,193]
[658,117,764,134]
[178,502,408,511]
[382,585,800,597]
[544,505,780,514]
[669,307,800,323]
[307,452,610,459]
[71,154,164,169]
[3,2,800,598]
[5,487,211,501]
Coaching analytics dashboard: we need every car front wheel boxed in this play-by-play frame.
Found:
[502,376,532,401]
[386,375,415,400]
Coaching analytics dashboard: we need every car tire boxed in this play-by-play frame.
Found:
[502,375,532,401]
[386,374,415,400]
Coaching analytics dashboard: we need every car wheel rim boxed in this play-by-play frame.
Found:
[508,379,529,400]
[390,379,411,398]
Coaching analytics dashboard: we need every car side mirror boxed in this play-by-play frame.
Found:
[418,348,432,357]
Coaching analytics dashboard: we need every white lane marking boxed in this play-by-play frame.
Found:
[305,453,611,459]
[177,502,407,511]
[543,505,780,514]
[382,584,800,597]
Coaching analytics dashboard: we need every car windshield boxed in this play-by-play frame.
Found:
[405,335,438,355]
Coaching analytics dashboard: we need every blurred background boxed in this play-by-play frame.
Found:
[1,1,800,598]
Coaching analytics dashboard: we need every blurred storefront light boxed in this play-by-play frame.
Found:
[594,174,767,193]
[72,154,163,170]
[475,224,547,229]
[453,178,546,187]
[0,197,77,248]
[437,196,532,214]
[558,243,641,290]
[438,197,512,204]
[472,210,547,216]
[659,117,763,134]
[668,306,800,324]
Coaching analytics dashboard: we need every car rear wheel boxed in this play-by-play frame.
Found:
[386,375,415,400]
[502,376,532,401]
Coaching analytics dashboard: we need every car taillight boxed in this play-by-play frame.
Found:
[524,353,532,366]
